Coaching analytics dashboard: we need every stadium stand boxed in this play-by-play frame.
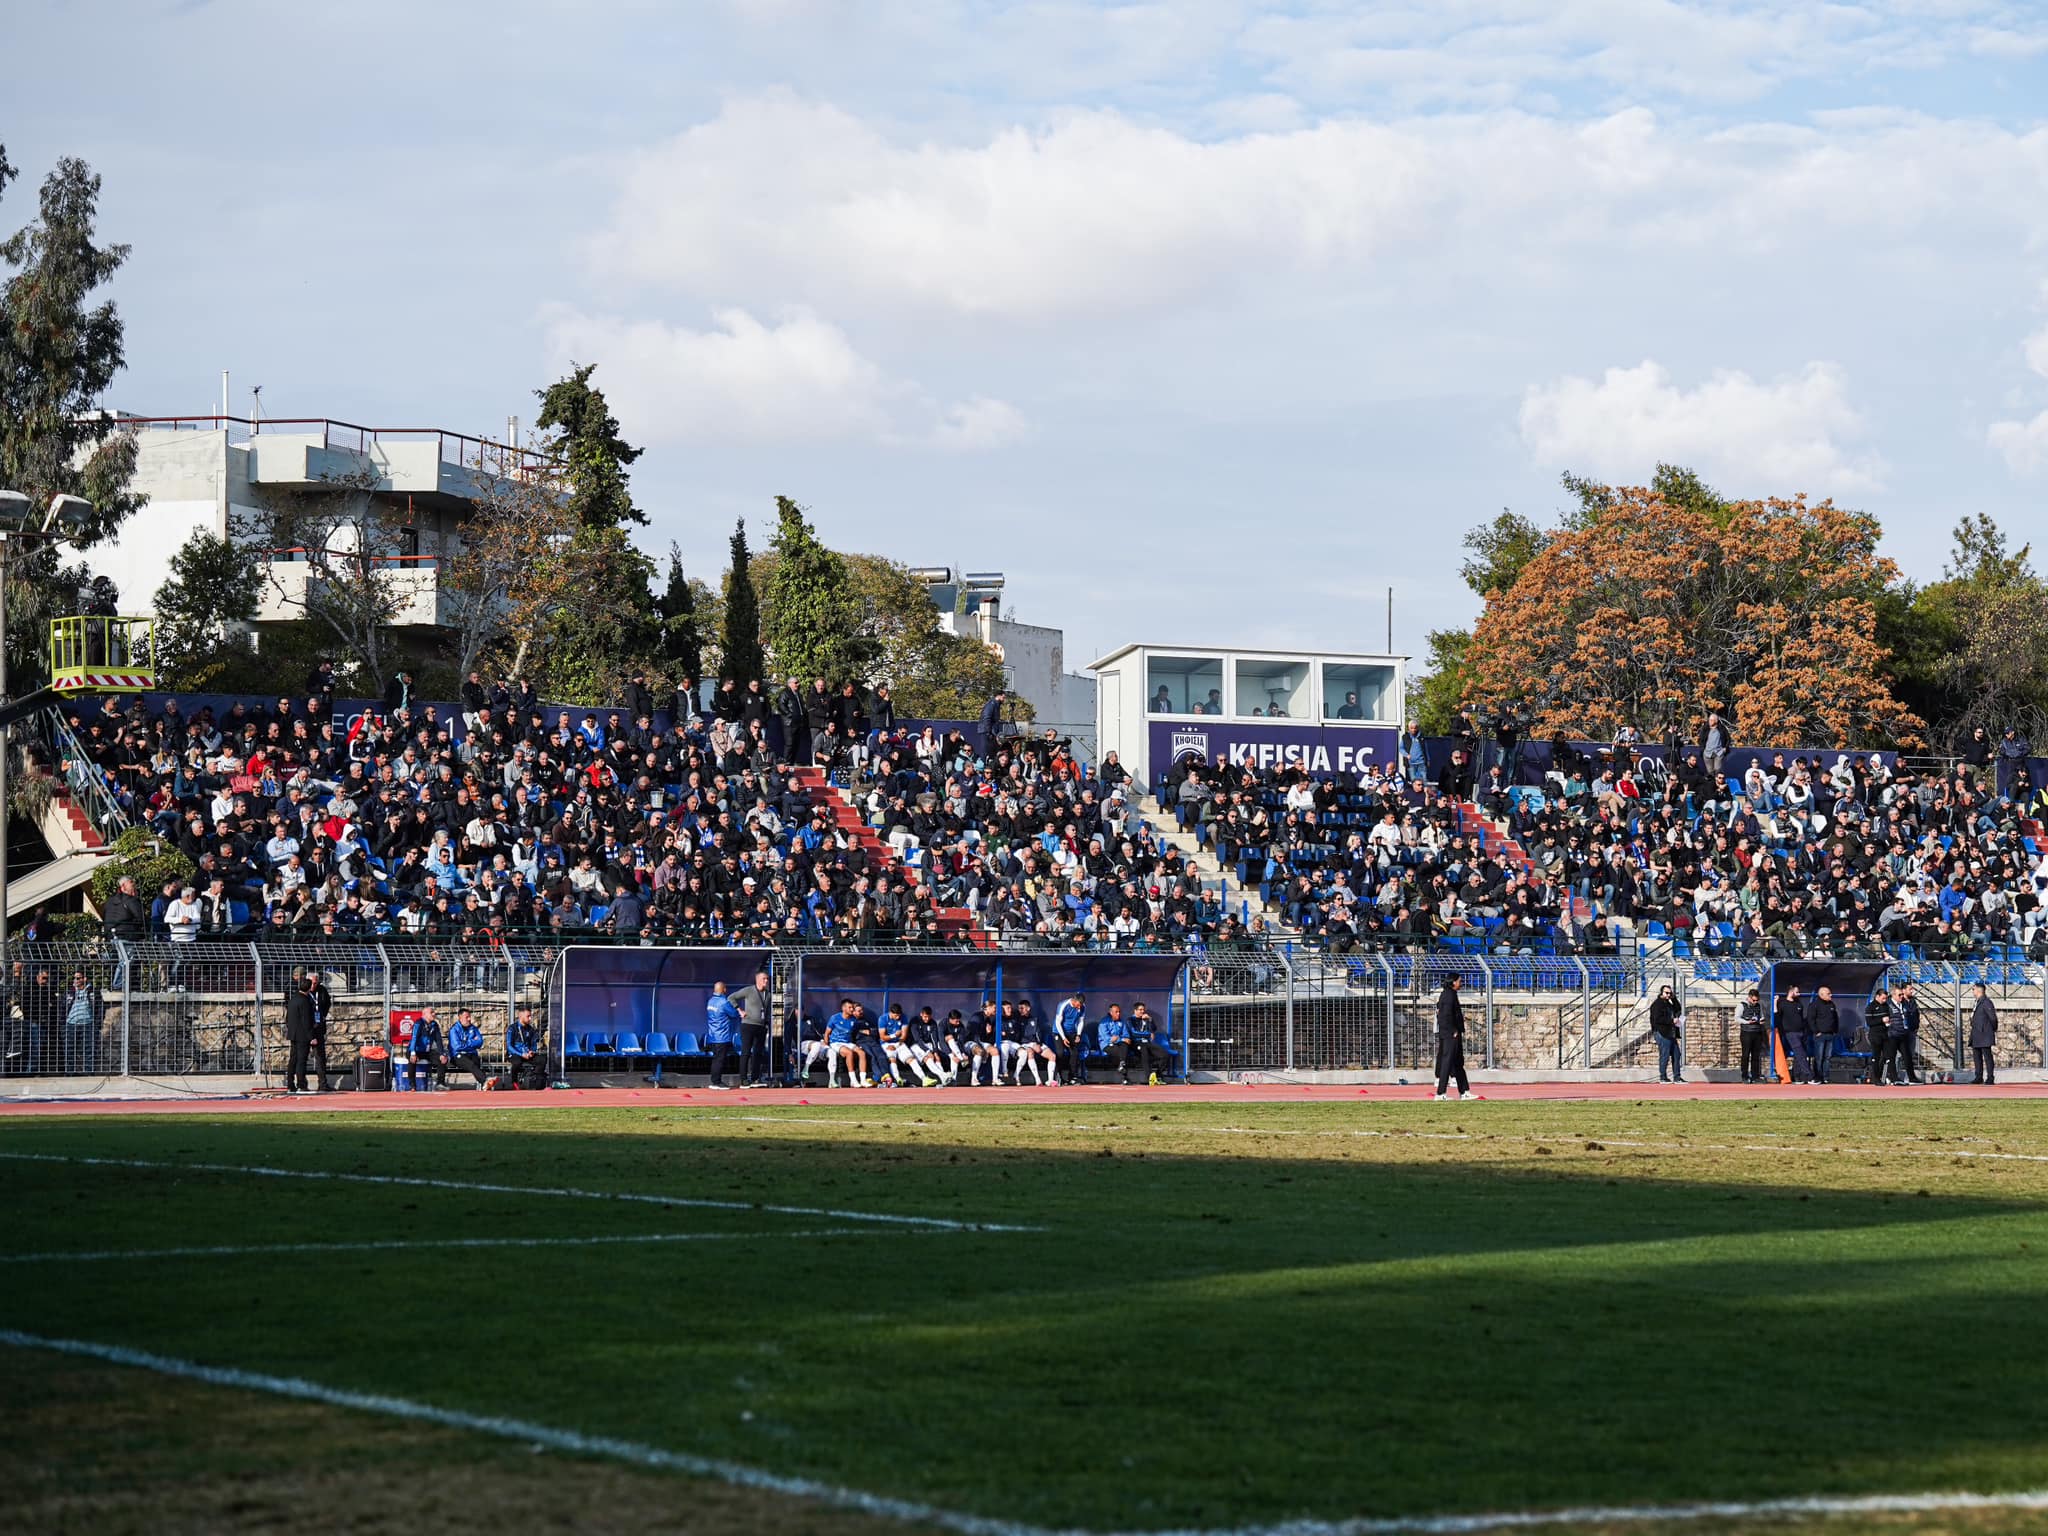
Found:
[30,673,2048,995]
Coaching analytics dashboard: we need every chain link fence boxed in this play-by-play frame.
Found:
[7,936,2044,1082]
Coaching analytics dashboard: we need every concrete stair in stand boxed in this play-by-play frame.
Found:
[47,793,110,853]
[1454,799,1592,924]
[784,766,994,948]
[1134,795,1284,932]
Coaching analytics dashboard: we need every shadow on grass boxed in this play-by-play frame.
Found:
[3,1117,2046,1530]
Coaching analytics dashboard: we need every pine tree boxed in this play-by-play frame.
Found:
[720,519,764,685]
[529,365,658,699]
[533,363,645,529]
[0,148,143,685]
[658,543,704,681]
[762,495,874,683]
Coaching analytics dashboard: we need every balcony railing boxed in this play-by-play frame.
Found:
[122,415,558,480]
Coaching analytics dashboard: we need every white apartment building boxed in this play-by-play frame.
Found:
[97,414,541,640]
[915,567,1096,746]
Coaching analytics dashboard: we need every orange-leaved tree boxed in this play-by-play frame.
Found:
[1464,487,1923,748]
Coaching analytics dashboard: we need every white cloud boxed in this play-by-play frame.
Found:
[925,396,1032,452]
[1989,410,2048,475]
[538,303,1026,451]
[586,94,2048,324]
[1519,359,1884,493]
[1988,319,2048,475]
[2025,321,2048,380]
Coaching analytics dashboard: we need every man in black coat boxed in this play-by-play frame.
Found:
[1738,986,1767,1083]
[979,691,1006,760]
[1808,985,1840,1085]
[777,677,808,762]
[1434,974,1472,1100]
[1649,983,1683,1083]
[284,974,320,1094]
[1775,985,1809,1084]
[1865,986,1894,1085]
[101,875,148,942]
[1968,982,1999,1085]
[1894,983,1922,1084]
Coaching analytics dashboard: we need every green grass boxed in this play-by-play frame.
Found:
[4,1101,2048,1532]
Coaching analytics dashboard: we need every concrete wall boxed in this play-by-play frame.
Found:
[941,608,1095,737]
[99,430,233,612]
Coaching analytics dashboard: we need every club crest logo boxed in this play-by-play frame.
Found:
[1170,728,1210,762]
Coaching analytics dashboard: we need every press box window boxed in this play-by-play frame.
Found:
[1321,662,1394,722]
[1232,659,1308,719]
[1146,655,1224,715]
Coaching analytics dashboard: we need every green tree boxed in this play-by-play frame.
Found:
[1404,628,1472,734]
[761,496,873,683]
[1459,512,1548,598]
[152,529,261,689]
[533,364,645,530]
[527,367,658,699]
[0,147,143,686]
[842,553,1012,716]
[719,518,764,685]
[657,543,704,682]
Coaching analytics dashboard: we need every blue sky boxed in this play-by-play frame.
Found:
[10,0,2048,672]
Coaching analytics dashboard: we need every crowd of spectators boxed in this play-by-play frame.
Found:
[45,666,1234,957]
[1162,721,2048,962]
[35,660,2048,970]
[54,670,976,952]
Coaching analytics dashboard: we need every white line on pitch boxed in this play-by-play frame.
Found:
[0,1152,1038,1233]
[3,1327,2047,1536]
[0,1228,904,1265]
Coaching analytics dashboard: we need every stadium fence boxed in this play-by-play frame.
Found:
[4,937,2043,1082]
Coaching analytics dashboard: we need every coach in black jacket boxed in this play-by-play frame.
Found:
[1434,975,1471,1101]
[1969,983,1999,1085]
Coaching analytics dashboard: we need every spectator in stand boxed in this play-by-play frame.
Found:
[101,875,147,942]
[1702,712,1729,777]
[979,691,1006,760]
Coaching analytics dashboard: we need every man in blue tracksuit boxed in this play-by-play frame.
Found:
[705,981,743,1090]
[408,1006,447,1091]
[447,1008,488,1088]
[506,1005,546,1090]
[1052,992,1088,1085]
[1096,1004,1134,1083]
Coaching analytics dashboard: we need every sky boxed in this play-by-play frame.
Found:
[8,0,2048,675]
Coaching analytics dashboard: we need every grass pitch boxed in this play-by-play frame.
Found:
[4,1099,2048,1535]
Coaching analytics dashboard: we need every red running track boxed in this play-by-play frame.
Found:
[2,1080,2044,1116]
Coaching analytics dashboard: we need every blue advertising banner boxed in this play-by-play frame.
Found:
[1149,719,1399,777]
